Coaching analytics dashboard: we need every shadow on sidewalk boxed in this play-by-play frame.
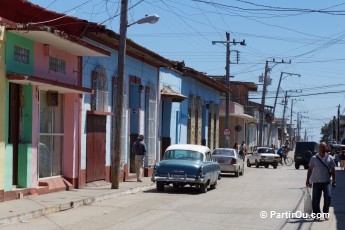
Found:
[331,169,345,229]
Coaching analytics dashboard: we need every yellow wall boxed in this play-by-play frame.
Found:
[0,28,6,190]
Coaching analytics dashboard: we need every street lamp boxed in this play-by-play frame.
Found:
[111,0,159,189]
[127,14,159,27]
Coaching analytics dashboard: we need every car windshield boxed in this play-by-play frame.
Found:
[258,148,275,154]
[212,149,235,156]
[163,150,203,161]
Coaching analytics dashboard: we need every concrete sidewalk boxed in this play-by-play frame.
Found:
[0,177,155,225]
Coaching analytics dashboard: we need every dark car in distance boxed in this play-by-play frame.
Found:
[294,142,319,169]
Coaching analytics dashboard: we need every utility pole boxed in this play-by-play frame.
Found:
[212,33,245,147]
[297,112,300,142]
[267,71,300,146]
[299,114,308,141]
[290,98,303,148]
[225,32,230,148]
[281,91,288,145]
[333,116,336,141]
[258,59,291,147]
[258,61,269,147]
[111,0,128,189]
[337,104,340,143]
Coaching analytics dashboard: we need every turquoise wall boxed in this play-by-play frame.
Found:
[4,145,12,191]
[18,144,32,188]
[5,32,34,75]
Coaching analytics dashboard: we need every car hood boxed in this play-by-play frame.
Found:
[155,160,202,174]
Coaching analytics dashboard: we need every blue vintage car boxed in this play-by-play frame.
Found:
[151,144,220,193]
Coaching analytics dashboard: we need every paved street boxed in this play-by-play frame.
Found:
[1,158,344,230]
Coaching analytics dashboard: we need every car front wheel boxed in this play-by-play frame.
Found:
[273,163,278,169]
[247,160,251,167]
[156,182,164,192]
[210,180,217,190]
[255,160,260,168]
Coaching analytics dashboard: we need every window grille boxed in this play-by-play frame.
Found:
[92,65,108,112]
[145,84,157,167]
[187,95,195,144]
[14,45,29,64]
[49,56,65,74]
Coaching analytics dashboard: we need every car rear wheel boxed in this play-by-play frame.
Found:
[304,165,309,169]
[295,163,300,169]
[239,167,244,176]
[156,182,164,192]
[234,170,239,177]
[247,160,251,167]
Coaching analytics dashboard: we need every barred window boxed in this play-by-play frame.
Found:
[145,84,157,167]
[49,56,65,74]
[92,65,108,112]
[14,45,29,64]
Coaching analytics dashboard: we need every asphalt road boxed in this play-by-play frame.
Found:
[2,157,344,230]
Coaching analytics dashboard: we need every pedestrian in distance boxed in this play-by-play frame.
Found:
[306,142,336,221]
[233,143,239,152]
[239,141,247,161]
[132,134,146,182]
[340,150,345,170]
[277,145,288,165]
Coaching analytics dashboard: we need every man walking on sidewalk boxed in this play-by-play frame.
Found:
[306,142,336,221]
[133,135,146,182]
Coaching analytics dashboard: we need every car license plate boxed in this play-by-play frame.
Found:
[218,159,225,163]
[268,157,273,160]
[171,174,184,178]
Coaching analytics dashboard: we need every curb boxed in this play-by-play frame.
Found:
[0,182,156,225]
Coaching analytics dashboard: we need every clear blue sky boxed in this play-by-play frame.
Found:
[29,0,345,142]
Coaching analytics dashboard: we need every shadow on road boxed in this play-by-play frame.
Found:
[278,168,345,230]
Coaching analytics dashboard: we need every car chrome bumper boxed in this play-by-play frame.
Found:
[259,159,279,163]
[219,164,238,172]
[151,175,205,184]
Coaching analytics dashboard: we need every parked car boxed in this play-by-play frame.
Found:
[247,147,280,169]
[151,144,220,193]
[211,148,244,177]
[294,142,319,169]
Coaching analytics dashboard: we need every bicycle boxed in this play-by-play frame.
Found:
[280,154,294,166]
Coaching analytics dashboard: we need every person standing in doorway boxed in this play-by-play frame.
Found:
[306,142,336,221]
[133,135,146,182]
